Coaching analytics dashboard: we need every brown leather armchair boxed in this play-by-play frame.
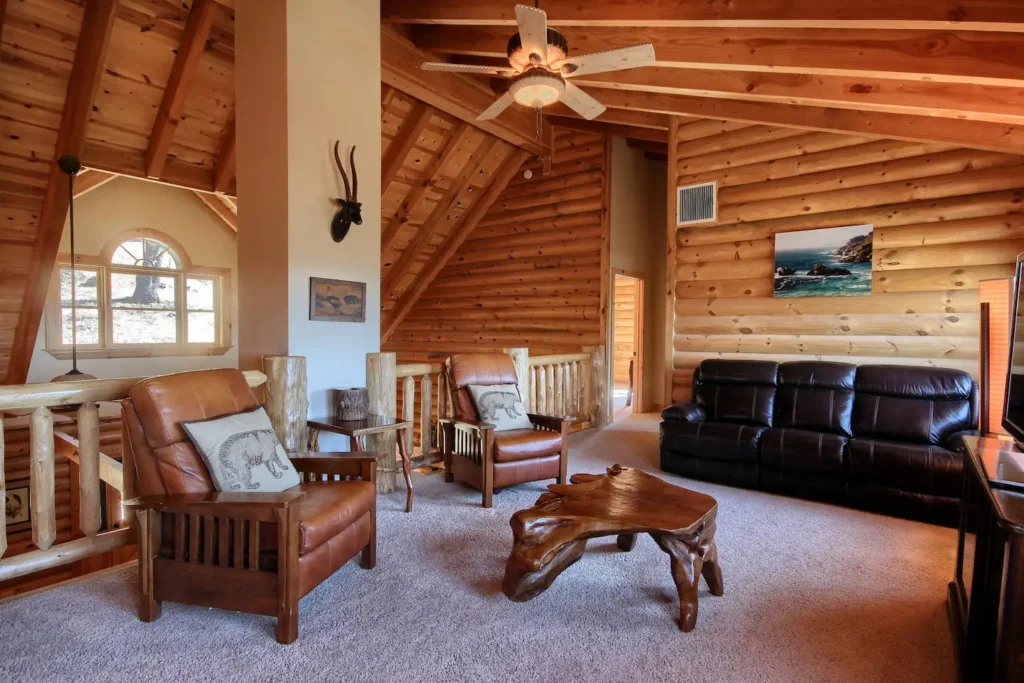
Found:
[121,368,384,644]
[441,353,571,507]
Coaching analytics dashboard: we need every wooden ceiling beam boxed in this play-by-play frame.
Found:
[83,141,217,195]
[194,191,238,233]
[381,121,473,255]
[382,0,1024,32]
[410,26,1024,87]
[626,138,668,155]
[7,0,118,385]
[380,25,548,156]
[382,137,498,299]
[212,112,236,193]
[585,87,1024,154]
[74,169,117,198]
[382,147,531,342]
[144,0,218,179]
[548,117,667,143]
[381,101,432,192]
[573,67,1024,126]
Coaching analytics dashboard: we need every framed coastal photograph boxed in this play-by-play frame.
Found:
[309,277,366,322]
[5,483,30,525]
[774,224,873,298]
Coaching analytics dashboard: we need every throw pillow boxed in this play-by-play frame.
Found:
[467,384,533,432]
[181,406,301,493]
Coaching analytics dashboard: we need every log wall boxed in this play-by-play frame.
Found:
[669,119,1024,401]
[385,129,611,361]
[613,275,637,388]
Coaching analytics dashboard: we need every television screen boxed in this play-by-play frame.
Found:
[1003,256,1024,443]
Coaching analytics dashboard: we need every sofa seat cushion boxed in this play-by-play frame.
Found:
[289,481,375,556]
[847,438,963,498]
[493,429,562,463]
[660,421,767,463]
[761,428,847,475]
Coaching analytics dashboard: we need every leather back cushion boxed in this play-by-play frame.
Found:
[126,369,261,495]
[693,360,779,427]
[775,362,856,436]
[448,354,519,422]
[852,365,976,445]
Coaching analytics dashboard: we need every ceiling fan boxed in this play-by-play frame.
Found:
[420,4,656,122]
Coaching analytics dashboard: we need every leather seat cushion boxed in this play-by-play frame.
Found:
[261,481,375,556]
[761,428,847,474]
[493,454,560,488]
[659,421,767,463]
[493,429,562,463]
[847,438,963,498]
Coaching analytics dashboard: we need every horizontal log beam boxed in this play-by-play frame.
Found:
[409,26,1024,86]
[593,88,1024,154]
[384,1,1024,32]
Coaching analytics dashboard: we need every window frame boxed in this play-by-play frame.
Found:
[44,230,232,359]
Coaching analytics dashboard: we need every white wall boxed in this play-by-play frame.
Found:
[284,0,381,448]
[608,137,667,412]
[26,176,238,383]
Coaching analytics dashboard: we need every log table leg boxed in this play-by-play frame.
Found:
[616,533,637,552]
[397,428,413,513]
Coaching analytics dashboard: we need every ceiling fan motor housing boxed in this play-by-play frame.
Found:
[507,28,568,70]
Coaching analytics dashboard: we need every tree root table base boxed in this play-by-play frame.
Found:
[501,465,723,632]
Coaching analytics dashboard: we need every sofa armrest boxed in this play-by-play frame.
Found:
[661,402,707,422]
[944,430,981,453]
[291,451,387,483]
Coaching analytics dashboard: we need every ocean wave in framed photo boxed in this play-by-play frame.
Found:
[309,277,366,323]
[774,224,873,298]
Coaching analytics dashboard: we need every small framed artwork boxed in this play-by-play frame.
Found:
[5,483,30,525]
[309,277,366,323]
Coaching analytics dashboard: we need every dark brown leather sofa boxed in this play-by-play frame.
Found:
[660,360,979,526]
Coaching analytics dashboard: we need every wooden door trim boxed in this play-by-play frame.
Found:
[612,268,646,414]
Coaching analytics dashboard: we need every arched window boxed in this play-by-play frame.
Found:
[46,229,231,358]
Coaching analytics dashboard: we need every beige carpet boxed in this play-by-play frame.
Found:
[0,414,958,682]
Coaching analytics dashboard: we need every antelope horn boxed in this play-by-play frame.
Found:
[334,140,351,200]
[350,146,358,202]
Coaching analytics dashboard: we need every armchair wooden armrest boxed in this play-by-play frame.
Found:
[124,491,306,517]
[290,451,387,484]
[527,414,575,432]
[440,417,496,432]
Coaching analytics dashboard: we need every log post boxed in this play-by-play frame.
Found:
[77,402,101,537]
[402,375,415,456]
[367,353,397,493]
[420,374,432,456]
[438,372,449,421]
[0,415,5,558]
[554,364,564,417]
[30,406,56,551]
[504,347,530,402]
[569,361,579,417]
[545,365,555,415]
[262,356,309,453]
[537,366,547,416]
[584,345,608,428]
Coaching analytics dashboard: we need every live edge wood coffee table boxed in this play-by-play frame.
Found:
[307,415,414,513]
[502,465,723,632]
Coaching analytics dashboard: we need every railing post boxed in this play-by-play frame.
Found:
[584,345,608,429]
[504,347,529,403]
[367,352,397,493]
[30,407,56,551]
[262,356,309,453]
[420,374,432,456]
[402,375,415,456]
[77,402,101,537]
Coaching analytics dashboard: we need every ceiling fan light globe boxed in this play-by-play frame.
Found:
[509,72,565,109]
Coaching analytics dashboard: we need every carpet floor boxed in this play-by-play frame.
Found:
[0,414,958,683]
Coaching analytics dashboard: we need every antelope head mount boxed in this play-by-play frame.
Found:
[331,141,361,243]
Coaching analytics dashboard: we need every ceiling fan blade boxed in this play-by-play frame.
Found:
[421,62,517,77]
[515,4,548,66]
[556,44,656,78]
[478,92,515,121]
[560,82,606,120]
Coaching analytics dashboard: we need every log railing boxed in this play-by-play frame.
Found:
[366,345,608,491]
[0,371,268,583]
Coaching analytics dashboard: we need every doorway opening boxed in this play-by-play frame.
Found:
[612,270,645,421]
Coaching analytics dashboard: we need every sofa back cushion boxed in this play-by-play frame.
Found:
[852,365,977,445]
[775,361,856,437]
[693,360,779,427]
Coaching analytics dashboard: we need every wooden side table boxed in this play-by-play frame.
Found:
[307,414,414,512]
